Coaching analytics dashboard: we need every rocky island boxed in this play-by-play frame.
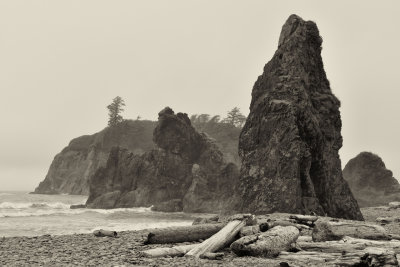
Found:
[86,107,240,213]
[33,120,156,195]
[344,152,400,207]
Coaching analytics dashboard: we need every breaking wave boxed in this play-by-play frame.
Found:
[0,201,152,218]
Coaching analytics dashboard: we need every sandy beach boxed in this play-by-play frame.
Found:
[2,207,400,266]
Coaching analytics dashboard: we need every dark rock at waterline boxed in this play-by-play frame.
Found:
[86,107,240,213]
[151,199,183,212]
[238,14,363,220]
[70,204,86,209]
[343,152,400,207]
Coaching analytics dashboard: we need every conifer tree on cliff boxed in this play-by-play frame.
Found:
[107,96,125,126]
[222,107,246,127]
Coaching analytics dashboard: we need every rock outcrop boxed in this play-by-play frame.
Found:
[343,152,400,207]
[33,120,156,195]
[86,107,240,213]
[34,116,240,196]
[238,14,363,220]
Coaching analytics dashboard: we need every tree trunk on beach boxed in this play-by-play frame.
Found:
[186,220,246,258]
[312,221,389,242]
[144,223,224,244]
[142,244,198,258]
[278,249,398,266]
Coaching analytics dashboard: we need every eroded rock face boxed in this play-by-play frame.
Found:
[343,152,400,207]
[33,120,156,195]
[238,15,363,220]
[86,107,240,213]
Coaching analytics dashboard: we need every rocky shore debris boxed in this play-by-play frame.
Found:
[93,229,117,237]
[2,208,400,266]
[140,212,400,266]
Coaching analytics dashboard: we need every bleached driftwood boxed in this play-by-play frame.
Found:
[239,225,260,237]
[341,236,400,253]
[278,248,398,266]
[142,244,198,258]
[185,220,246,258]
[262,220,310,231]
[289,214,318,223]
[221,214,257,226]
[312,221,389,242]
[230,226,299,257]
[376,217,400,224]
[389,202,400,209]
[144,223,224,244]
[93,229,117,237]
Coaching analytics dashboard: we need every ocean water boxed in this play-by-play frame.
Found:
[0,191,194,237]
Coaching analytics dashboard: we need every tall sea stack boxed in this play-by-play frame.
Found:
[238,15,363,220]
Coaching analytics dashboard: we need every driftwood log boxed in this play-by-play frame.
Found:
[341,236,400,253]
[278,248,398,266]
[93,229,117,237]
[144,223,224,244]
[142,244,198,258]
[185,220,246,258]
[312,221,389,242]
[261,220,310,231]
[230,226,299,257]
[239,225,261,237]
[389,202,400,209]
[289,214,318,224]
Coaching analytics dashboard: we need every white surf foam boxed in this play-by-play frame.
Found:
[0,201,153,218]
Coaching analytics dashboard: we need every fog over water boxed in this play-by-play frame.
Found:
[1,1,399,190]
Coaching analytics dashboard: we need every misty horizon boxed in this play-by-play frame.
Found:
[1,0,400,191]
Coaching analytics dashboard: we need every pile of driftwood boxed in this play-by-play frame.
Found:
[140,213,400,266]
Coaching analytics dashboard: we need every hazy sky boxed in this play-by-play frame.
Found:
[1,1,399,191]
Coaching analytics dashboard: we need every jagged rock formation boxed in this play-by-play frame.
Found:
[34,116,240,195]
[343,152,400,207]
[191,120,242,166]
[33,120,156,195]
[86,107,240,213]
[238,14,363,220]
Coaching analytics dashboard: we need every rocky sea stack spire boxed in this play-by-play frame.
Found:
[238,15,363,220]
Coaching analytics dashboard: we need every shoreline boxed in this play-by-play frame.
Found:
[1,207,399,266]
[0,228,284,266]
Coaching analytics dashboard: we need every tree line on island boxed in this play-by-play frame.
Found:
[106,96,247,128]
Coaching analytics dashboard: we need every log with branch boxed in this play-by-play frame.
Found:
[185,219,247,258]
